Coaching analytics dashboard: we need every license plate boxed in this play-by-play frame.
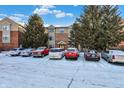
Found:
[92,55,95,57]
[118,56,124,59]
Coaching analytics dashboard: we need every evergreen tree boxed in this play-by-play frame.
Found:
[69,22,80,48]
[101,5,124,50]
[70,5,124,51]
[77,5,102,50]
[22,14,48,48]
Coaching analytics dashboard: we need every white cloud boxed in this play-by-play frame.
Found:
[73,5,79,6]
[33,8,52,15]
[55,12,66,18]
[0,14,7,17]
[33,6,74,18]
[52,10,73,18]
[13,14,28,18]
[41,5,55,9]
[44,24,50,27]
[8,14,28,26]
[66,13,73,17]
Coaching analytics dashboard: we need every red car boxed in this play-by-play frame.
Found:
[84,50,100,61]
[65,48,79,60]
[32,47,49,57]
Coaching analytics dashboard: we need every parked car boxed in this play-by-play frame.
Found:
[32,47,49,57]
[8,48,25,56]
[84,50,100,61]
[49,48,65,59]
[101,50,124,63]
[20,48,33,57]
[65,48,79,60]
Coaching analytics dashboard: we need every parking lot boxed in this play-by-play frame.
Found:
[0,52,124,88]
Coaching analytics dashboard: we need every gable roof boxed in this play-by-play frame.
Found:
[0,17,23,28]
[57,41,66,44]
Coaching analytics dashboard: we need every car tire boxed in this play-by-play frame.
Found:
[65,57,68,60]
[75,58,78,60]
[107,58,111,63]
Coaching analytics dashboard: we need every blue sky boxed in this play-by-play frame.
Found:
[0,5,124,27]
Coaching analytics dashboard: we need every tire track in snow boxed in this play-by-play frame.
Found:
[67,54,83,88]
[67,66,80,88]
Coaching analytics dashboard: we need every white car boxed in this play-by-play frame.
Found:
[49,48,65,59]
[8,48,25,56]
[20,48,33,57]
[101,50,124,63]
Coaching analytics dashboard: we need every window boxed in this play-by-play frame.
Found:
[49,36,53,40]
[48,29,54,32]
[0,25,2,30]
[2,36,10,43]
[3,25,10,31]
[3,36,8,40]
[60,28,64,33]
[49,45,53,48]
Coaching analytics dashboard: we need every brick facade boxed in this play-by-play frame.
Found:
[55,33,68,49]
[47,25,71,49]
[0,17,24,50]
[0,31,20,50]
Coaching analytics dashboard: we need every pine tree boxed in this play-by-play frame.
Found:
[101,5,124,50]
[76,5,102,50]
[69,22,80,48]
[22,14,48,48]
[71,5,124,51]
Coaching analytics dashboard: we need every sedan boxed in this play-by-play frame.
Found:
[101,50,124,63]
[84,50,100,61]
[8,48,25,56]
[65,48,79,60]
[32,47,49,57]
[20,48,33,57]
[49,48,65,59]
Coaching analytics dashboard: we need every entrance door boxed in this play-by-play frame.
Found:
[59,44,65,49]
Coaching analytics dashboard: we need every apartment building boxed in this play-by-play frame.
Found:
[0,17,24,50]
[46,25,71,49]
[1,17,123,50]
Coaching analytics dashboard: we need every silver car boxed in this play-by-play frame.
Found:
[8,48,25,56]
[101,50,124,63]
[49,48,65,59]
[20,48,33,57]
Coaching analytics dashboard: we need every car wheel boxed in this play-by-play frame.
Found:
[65,57,68,60]
[75,57,78,60]
[107,58,111,63]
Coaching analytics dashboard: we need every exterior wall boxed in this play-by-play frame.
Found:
[55,33,68,49]
[48,26,56,48]
[0,18,23,50]
[0,31,19,50]
[47,26,71,49]
[118,41,124,49]
[55,27,70,49]
[0,31,2,50]
[117,28,124,49]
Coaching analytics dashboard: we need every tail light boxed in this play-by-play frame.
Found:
[112,55,115,59]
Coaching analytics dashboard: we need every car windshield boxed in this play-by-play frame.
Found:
[37,47,45,50]
[89,50,96,54]
[50,49,62,52]
[19,48,24,50]
[11,49,17,51]
[67,49,76,52]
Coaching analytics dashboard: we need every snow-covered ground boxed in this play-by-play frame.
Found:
[0,52,124,88]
